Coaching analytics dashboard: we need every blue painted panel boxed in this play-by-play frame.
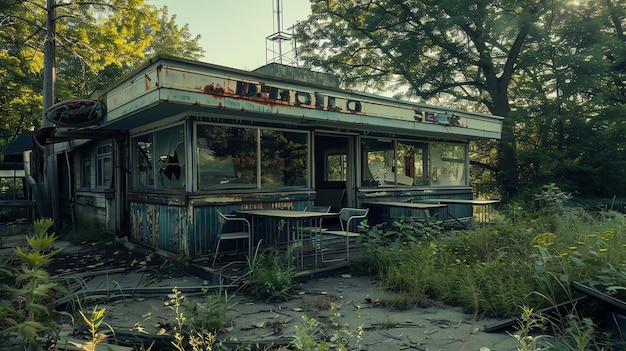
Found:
[189,196,312,257]
[130,201,188,255]
[158,205,187,254]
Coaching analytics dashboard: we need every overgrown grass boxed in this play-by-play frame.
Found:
[353,187,626,349]
[355,188,626,322]
[240,243,296,302]
[61,218,110,244]
[0,218,72,350]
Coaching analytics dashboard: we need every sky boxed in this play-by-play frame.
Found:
[147,0,313,71]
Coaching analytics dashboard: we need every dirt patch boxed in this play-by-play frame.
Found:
[2,236,520,350]
[91,275,519,350]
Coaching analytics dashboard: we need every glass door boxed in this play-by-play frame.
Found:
[313,133,355,211]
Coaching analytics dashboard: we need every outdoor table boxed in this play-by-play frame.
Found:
[362,201,447,228]
[234,209,338,267]
[415,199,501,225]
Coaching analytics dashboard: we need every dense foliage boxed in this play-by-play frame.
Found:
[0,0,204,136]
[2,0,625,201]
[356,188,626,323]
[296,0,626,200]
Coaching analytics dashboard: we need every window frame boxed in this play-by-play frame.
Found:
[194,121,310,192]
[80,149,91,190]
[96,144,113,188]
[360,137,469,188]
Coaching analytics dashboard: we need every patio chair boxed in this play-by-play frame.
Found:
[212,210,251,266]
[300,205,332,266]
[322,208,368,262]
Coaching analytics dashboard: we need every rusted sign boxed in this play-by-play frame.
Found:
[45,99,106,127]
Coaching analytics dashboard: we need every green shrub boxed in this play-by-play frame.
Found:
[184,283,237,333]
[243,247,296,302]
[0,218,70,350]
[354,191,626,323]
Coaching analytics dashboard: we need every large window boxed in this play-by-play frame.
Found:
[155,126,185,190]
[133,134,154,190]
[196,124,308,190]
[429,143,467,186]
[361,138,467,187]
[397,141,427,186]
[132,125,186,191]
[196,125,257,189]
[260,130,308,187]
[362,138,394,186]
[96,144,112,188]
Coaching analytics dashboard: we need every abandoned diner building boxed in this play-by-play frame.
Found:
[40,55,502,267]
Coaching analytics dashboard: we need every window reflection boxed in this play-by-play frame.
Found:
[81,149,91,188]
[155,126,185,190]
[362,138,394,186]
[397,142,426,186]
[326,151,347,181]
[430,143,467,186]
[96,144,112,187]
[134,134,154,189]
[196,125,257,189]
[360,139,467,187]
[261,130,308,187]
[196,125,308,190]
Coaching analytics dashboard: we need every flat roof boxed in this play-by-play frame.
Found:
[93,55,502,141]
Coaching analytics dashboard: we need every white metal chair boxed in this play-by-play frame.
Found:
[322,208,368,262]
[212,210,251,266]
[300,205,332,266]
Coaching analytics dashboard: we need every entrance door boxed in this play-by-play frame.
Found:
[313,134,356,211]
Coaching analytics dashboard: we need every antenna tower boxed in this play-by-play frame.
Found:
[266,0,297,66]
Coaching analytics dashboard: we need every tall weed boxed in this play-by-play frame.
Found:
[243,244,296,302]
[356,187,625,322]
[0,218,71,350]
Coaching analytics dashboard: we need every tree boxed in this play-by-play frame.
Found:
[56,4,205,99]
[509,0,626,198]
[296,0,557,199]
[1,0,207,224]
[144,6,205,60]
[54,0,159,100]
[295,0,626,199]
[0,0,45,136]
[0,1,205,134]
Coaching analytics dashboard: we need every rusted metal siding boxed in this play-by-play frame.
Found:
[189,192,313,257]
[192,204,241,256]
[127,192,314,257]
[130,202,188,255]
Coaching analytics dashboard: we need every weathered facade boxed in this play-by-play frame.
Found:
[43,55,502,257]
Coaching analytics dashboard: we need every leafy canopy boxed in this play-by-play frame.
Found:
[0,0,205,135]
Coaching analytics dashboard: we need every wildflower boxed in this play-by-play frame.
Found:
[530,232,555,247]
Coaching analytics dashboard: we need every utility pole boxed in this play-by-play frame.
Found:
[41,0,59,225]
